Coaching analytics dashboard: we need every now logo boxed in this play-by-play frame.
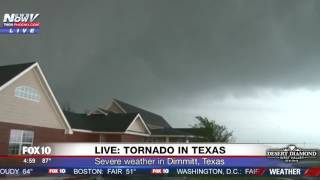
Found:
[3,13,39,22]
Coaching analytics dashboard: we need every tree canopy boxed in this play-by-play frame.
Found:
[192,116,233,142]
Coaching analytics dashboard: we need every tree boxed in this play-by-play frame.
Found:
[192,116,233,142]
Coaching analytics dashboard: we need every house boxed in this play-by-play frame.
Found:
[0,62,196,155]
[96,99,196,142]
[0,62,102,155]
[64,111,151,142]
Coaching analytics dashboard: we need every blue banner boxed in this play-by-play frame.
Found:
[0,28,40,34]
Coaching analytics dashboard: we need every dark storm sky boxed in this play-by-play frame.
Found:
[1,0,320,143]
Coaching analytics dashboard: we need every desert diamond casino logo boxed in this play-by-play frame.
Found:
[0,13,40,34]
[267,145,319,163]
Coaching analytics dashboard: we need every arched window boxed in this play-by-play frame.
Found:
[15,86,41,102]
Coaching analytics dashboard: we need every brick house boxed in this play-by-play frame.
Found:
[0,62,195,155]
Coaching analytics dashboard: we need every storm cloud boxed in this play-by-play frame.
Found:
[1,0,320,143]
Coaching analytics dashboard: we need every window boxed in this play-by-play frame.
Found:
[8,129,34,155]
[15,86,40,102]
[99,135,107,142]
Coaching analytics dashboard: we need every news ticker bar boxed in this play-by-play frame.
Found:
[13,157,290,168]
[1,167,320,177]
[0,143,318,177]
[0,156,319,177]
[38,143,319,158]
[39,143,280,156]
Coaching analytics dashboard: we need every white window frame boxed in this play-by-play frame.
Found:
[99,134,107,142]
[8,129,34,155]
[15,85,41,102]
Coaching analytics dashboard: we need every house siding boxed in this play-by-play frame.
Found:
[0,121,100,155]
[101,134,122,142]
[121,134,146,142]
[0,121,147,155]
[127,116,149,134]
[0,121,146,167]
[0,68,66,130]
[107,102,124,113]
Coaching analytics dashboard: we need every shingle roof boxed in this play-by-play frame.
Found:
[151,128,195,136]
[113,99,172,129]
[64,111,138,132]
[0,62,35,87]
[173,128,205,136]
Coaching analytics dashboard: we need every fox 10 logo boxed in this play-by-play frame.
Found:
[0,13,40,34]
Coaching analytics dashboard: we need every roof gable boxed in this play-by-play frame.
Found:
[151,128,195,137]
[65,111,140,132]
[126,114,151,136]
[113,99,172,129]
[0,62,35,90]
[0,62,72,134]
[107,101,126,113]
